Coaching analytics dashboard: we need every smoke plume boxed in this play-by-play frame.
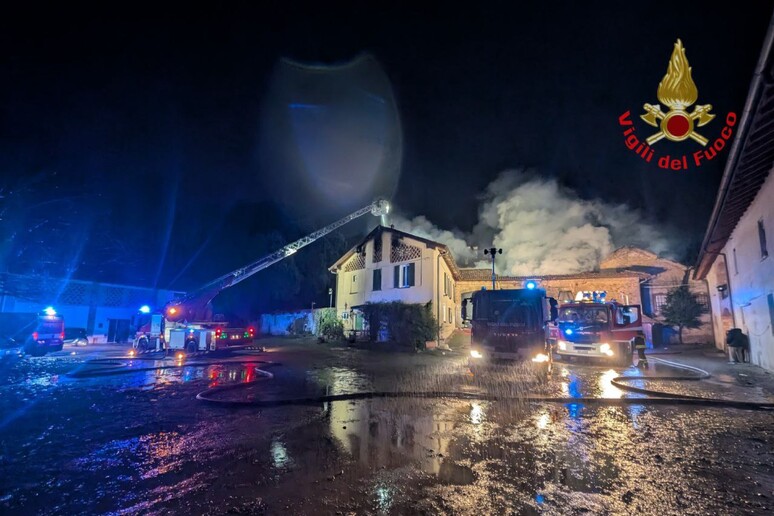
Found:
[392,170,679,275]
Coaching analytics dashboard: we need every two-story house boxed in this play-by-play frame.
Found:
[328,226,460,339]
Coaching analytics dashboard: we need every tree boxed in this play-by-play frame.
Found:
[660,286,707,345]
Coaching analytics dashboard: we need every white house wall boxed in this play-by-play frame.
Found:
[334,230,459,339]
[707,167,774,371]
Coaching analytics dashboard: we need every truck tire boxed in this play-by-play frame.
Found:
[186,341,197,353]
[137,338,149,352]
[617,342,633,367]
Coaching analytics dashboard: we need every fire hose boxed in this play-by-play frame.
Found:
[65,353,774,410]
[195,357,774,411]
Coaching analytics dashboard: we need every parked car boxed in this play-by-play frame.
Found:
[0,336,24,359]
[63,327,89,346]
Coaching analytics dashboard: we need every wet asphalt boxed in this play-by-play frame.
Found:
[0,339,773,515]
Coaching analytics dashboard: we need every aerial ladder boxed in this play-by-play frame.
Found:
[133,199,390,353]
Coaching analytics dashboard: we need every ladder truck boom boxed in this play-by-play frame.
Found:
[164,199,390,322]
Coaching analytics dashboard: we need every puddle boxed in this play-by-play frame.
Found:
[438,461,476,485]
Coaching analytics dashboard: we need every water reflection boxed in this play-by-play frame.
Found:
[375,485,393,512]
[599,369,623,398]
[535,411,551,430]
[271,438,291,468]
[327,399,454,475]
[469,402,484,425]
[308,366,370,395]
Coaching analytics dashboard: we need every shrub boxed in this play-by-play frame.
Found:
[316,308,344,341]
[360,301,438,347]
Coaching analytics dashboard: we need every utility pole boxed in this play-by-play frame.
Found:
[328,287,333,308]
[484,247,502,290]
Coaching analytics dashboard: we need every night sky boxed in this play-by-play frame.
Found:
[1,3,772,314]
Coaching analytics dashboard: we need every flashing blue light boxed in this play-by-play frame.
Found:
[525,280,537,290]
[139,305,151,314]
[565,328,573,335]
[44,306,57,316]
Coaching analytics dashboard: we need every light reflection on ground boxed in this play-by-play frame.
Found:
[1,341,772,514]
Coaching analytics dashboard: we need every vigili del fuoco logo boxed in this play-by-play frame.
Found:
[619,39,737,170]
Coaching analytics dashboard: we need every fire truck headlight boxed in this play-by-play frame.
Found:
[600,343,614,356]
[558,340,567,351]
[470,349,483,359]
[532,353,550,363]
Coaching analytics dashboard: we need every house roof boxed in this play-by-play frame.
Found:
[328,225,462,279]
[695,16,774,279]
[457,268,647,282]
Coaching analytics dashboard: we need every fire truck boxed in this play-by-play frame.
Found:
[0,308,65,357]
[464,287,556,363]
[133,199,391,353]
[551,292,641,367]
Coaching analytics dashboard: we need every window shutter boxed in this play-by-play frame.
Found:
[394,265,399,288]
[408,263,415,286]
[373,269,381,291]
[759,220,769,258]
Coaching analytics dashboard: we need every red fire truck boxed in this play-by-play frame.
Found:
[551,295,642,367]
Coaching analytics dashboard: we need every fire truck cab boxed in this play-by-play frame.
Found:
[552,294,641,367]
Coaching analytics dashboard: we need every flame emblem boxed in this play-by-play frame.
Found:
[641,39,715,145]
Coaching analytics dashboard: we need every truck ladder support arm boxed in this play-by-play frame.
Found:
[166,199,389,319]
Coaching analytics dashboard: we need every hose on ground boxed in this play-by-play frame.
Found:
[195,357,774,411]
[65,351,774,411]
[66,357,275,378]
[609,357,711,400]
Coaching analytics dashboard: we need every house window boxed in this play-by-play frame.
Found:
[393,263,416,288]
[350,273,358,294]
[448,306,452,324]
[694,293,709,310]
[768,293,774,337]
[373,269,382,291]
[653,293,667,315]
[443,272,448,296]
[759,220,768,259]
[442,303,446,322]
[733,248,739,275]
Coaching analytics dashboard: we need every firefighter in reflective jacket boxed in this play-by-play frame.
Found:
[633,331,648,368]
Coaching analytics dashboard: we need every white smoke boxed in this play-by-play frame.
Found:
[390,214,478,264]
[393,170,679,275]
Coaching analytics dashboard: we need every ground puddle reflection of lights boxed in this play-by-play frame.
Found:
[271,438,291,469]
[470,402,484,425]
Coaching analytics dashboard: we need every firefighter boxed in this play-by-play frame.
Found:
[633,331,648,368]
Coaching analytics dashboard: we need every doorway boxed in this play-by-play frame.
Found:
[108,319,130,343]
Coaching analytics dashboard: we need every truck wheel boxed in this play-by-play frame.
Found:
[186,341,197,353]
[137,338,149,352]
[617,342,633,367]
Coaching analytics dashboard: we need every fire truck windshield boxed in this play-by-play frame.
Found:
[558,306,608,324]
[489,300,541,325]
